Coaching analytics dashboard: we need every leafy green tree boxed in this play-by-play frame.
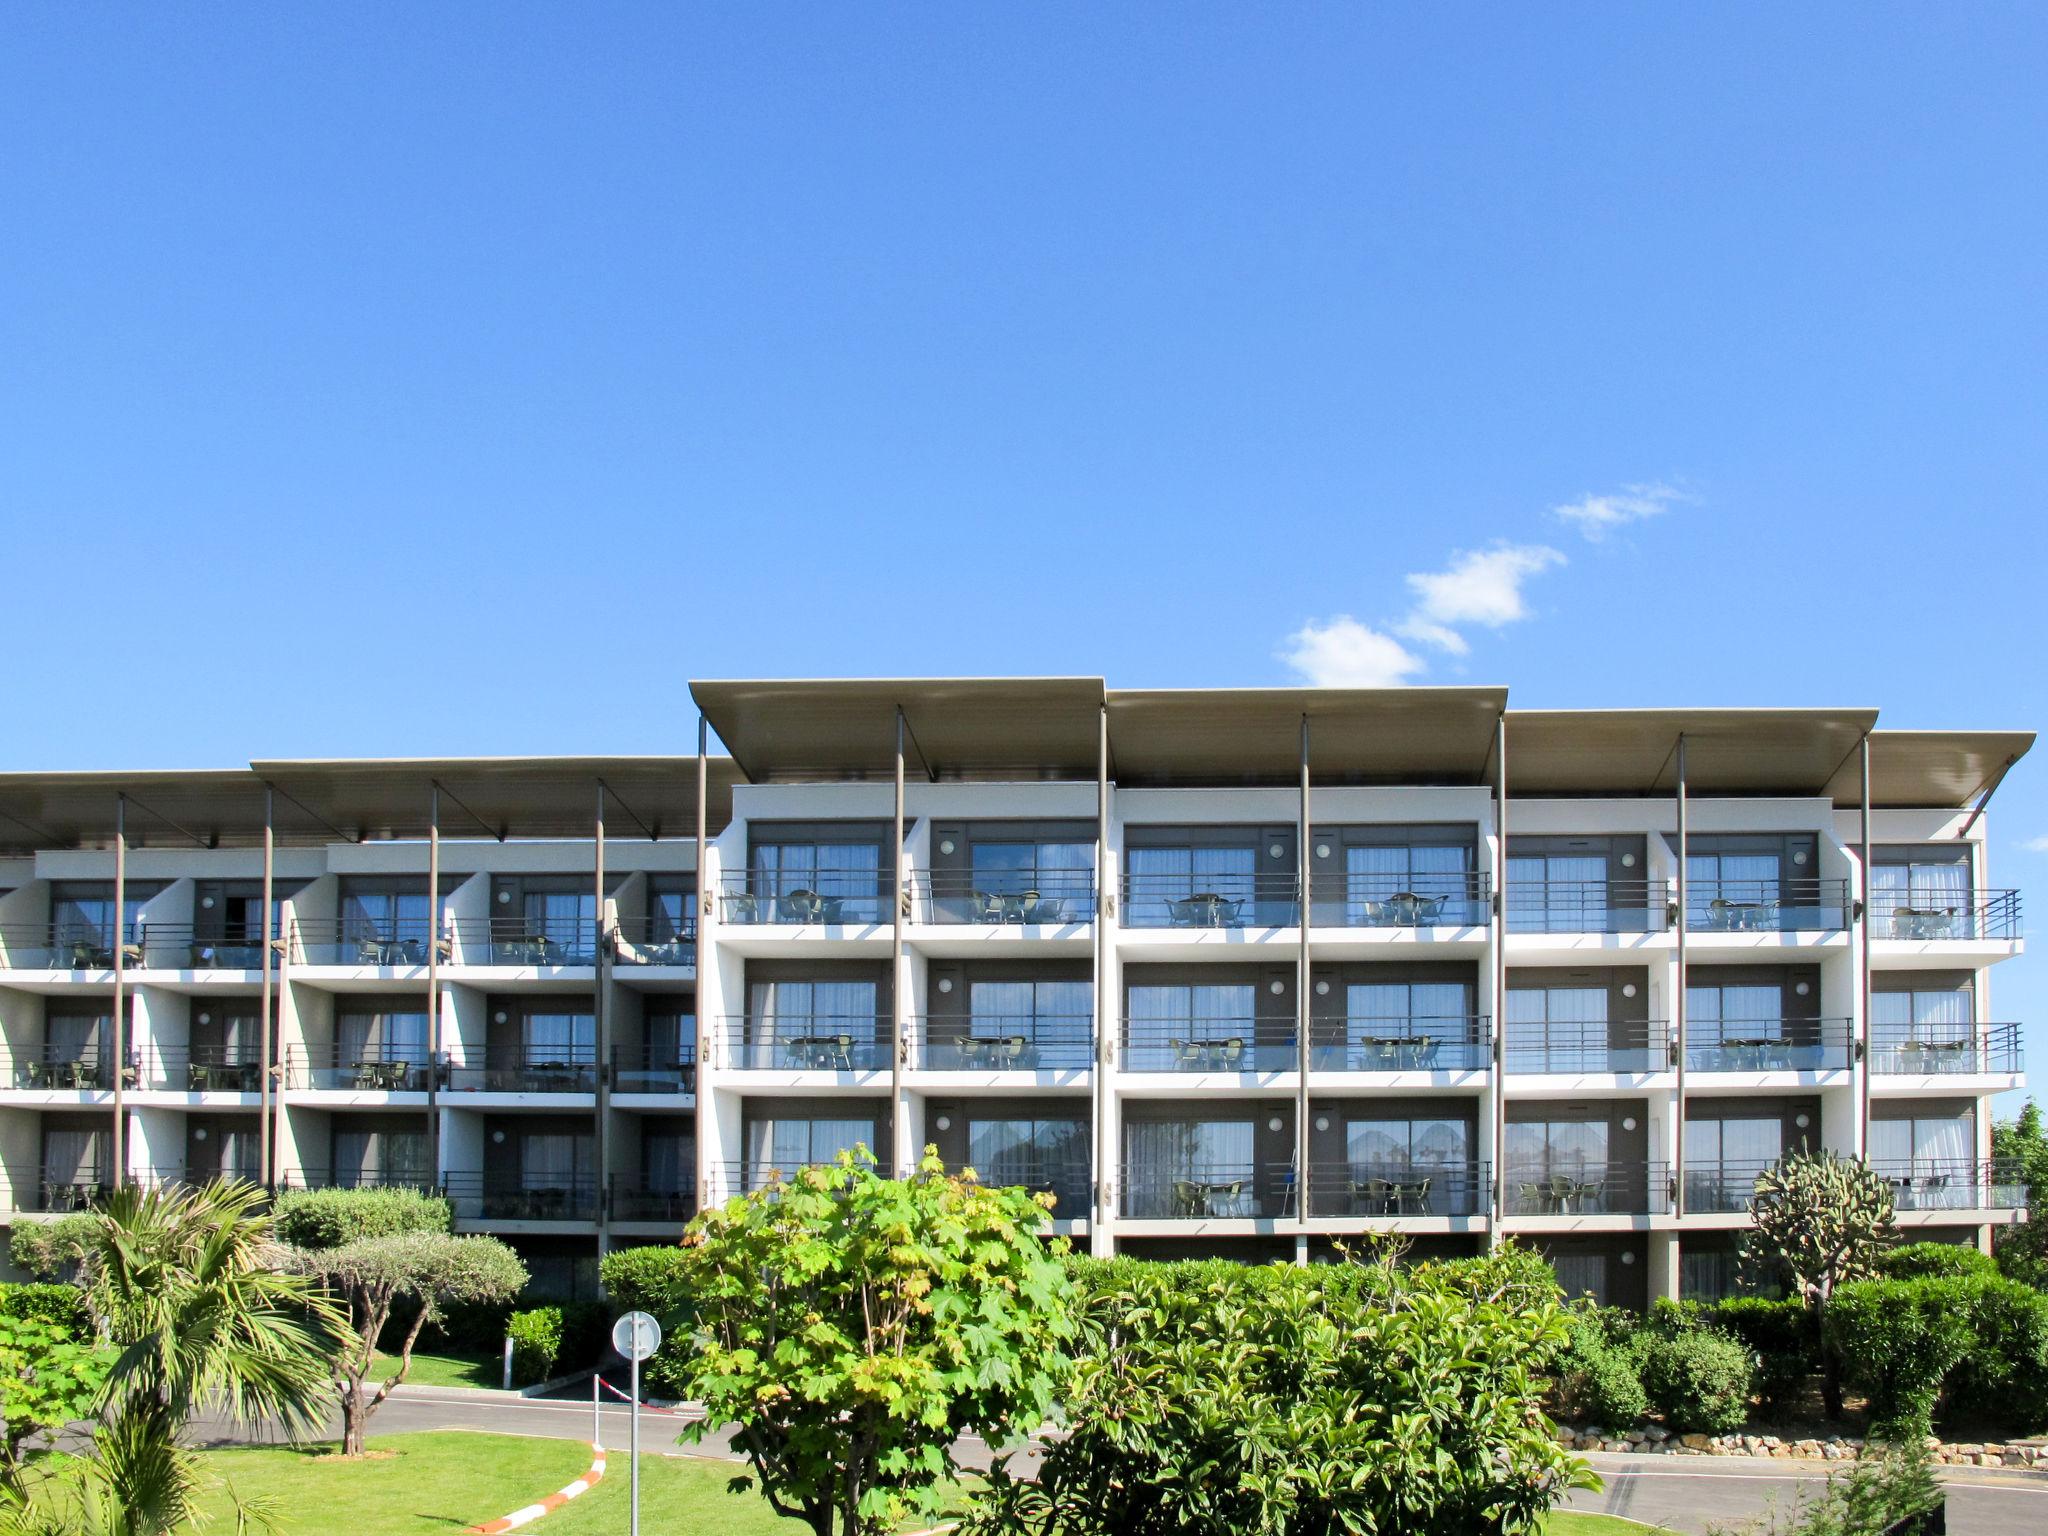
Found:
[1992,1100,2048,1287]
[290,1232,526,1455]
[0,1314,108,1494]
[271,1187,453,1250]
[673,1147,1075,1536]
[1741,1151,1896,1418]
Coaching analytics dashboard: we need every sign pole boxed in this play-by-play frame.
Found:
[630,1347,641,1536]
[610,1308,661,1536]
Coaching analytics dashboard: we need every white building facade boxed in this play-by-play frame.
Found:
[0,681,2030,1305]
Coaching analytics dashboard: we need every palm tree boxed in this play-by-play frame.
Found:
[10,1180,341,1536]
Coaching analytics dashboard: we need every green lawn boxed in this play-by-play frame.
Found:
[177,1431,1658,1536]
[366,1347,504,1390]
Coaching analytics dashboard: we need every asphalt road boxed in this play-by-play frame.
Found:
[199,1387,2048,1536]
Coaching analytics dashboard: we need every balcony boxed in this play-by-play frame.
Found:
[721,1159,888,1198]
[608,914,696,968]
[610,1043,696,1094]
[1870,1023,2022,1076]
[1505,1021,1670,1076]
[443,1171,601,1223]
[2,1046,133,1091]
[1507,879,1669,936]
[12,1167,113,1212]
[289,918,441,968]
[1307,1016,1490,1073]
[717,874,891,927]
[1119,1160,1295,1219]
[1685,1019,1853,1073]
[1681,1161,1774,1215]
[136,1046,264,1093]
[1871,1159,2028,1213]
[283,1045,438,1092]
[950,1154,1091,1219]
[1685,879,1850,934]
[1305,1159,1489,1218]
[909,1015,1092,1072]
[609,1178,696,1223]
[1120,874,1301,930]
[1307,872,1492,930]
[909,871,1096,926]
[132,924,273,971]
[280,1166,435,1194]
[1504,1163,1670,1216]
[1872,888,2022,942]
[0,921,141,970]
[453,917,599,967]
[716,1017,894,1073]
[1121,1015,1293,1074]
[443,1049,598,1094]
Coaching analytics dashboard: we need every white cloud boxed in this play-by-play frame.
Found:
[1553,481,1688,540]
[1404,543,1566,630]
[2023,835,2048,853]
[1280,617,1426,687]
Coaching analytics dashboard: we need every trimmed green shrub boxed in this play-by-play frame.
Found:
[599,1243,693,1320]
[8,1214,97,1280]
[505,1300,608,1386]
[1949,1275,2048,1436]
[1828,1277,1975,1437]
[1707,1296,1818,1417]
[1877,1242,1997,1281]
[0,1281,88,1330]
[272,1186,452,1250]
[1638,1327,1755,1434]
[1549,1305,1648,1427]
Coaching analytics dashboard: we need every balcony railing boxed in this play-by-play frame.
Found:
[1872,888,2022,942]
[1307,872,1492,930]
[451,917,599,967]
[909,871,1097,926]
[1504,1162,1671,1216]
[443,1049,598,1094]
[135,1046,266,1093]
[1121,1016,1293,1073]
[1507,879,1670,935]
[1119,1160,1295,1219]
[1870,1023,2022,1076]
[130,924,274,971]
[608,914,696,968]
[909,1015,1093,1071]
[610,1043,697,1094]
[1686,879,1850,933]
[716,1017,894,1072]
[1120,874,1301,930]
[288,918,442,968]
[1307,1016,1491,1073]
[1303,1159,1489,1218]
[716,873,892,927]
[280,1166,436,1194]
[1685,1019,1853,1073]
[11,1167,113,1212]
[720,1159,885,1198]
[283,1045,439,1091]
[609,1178,696,1223]
[1505,1021,1670,1076]
[443,1171,600,1222]
[2,1046,135,1091]
[0,921,142,970]
[1870,1159,2028,1212]
[952,1155,1092,1218]
[1682,1161,1776,1215]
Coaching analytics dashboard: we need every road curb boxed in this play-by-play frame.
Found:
[464,1440,606,1533]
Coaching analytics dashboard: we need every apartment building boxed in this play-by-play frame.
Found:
[0,681,2029,1306]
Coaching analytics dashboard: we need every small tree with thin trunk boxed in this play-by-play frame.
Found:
[292,1232,527,1455]
[1741,1149,1896,1418]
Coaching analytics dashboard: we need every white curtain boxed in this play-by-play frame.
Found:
[747,1117,873,1167]
[43,1128,101,1183]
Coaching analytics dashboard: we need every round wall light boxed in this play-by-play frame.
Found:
[1269,843,1285,859]
[494,1010,509,1024]
[939,839,955,856]
[1620,1250,1637,1266]
[1314,979,1330,996]
[1792,850,1809,865]
[498,889,513,903]
[934,1115,951,1132]
[491,1129,507,1144]
[1314,1116,1330,1132]
[1794,981,1811,996]
[197,1011,212,1026]
[1621,1116,1638,1132]
[1795,1112,1811,1129]
[1622,983,1637,998]
[193,1125,208,1141]
[1269,979,1286,995]
[1315,843,1331,860]
[936,977,953,993]
[1267,1117,1284,1132]
[1620,853,1637,868]
[200,895,216,909]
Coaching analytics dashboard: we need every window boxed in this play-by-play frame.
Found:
[971,840,1093,893]
[1686,982,1785,1044]
[1507,852,1607,933]
[1505,1119,1609,1179]
[1126,982,1256,1070]
[41,1128,104,1184]
[1345,1118,1469,1171]
[1683,1117,1782,1210]
[1345,843,1474,923]
[643,1135,692,1195]
[336,1008,430,1066]
[1871,850,1971,936]
[648,883,693,942]
[521,1133,593,1191]
[332,1131,430,1187]
[1870,1115,1972,1170]
[968,978,1090,1037]
[523,1009,595,1063]
[750,979,878,1040]
[750,840,884,923]
[968,1117,1087,1174]
[1681,1249,1742,1302]
[1127,845,1258,904]
[1505,986,1616,1072]
[1687,850,1782,922]
[339,885,433,943]
[1345,980,1471,1048]
[746,1118,876,1169]
[1123,1118,1257,1215]
[1553,1253,1609,1306]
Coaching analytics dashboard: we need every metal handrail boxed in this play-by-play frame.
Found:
[608,1177,697,1222]
[608,914,697,967]
[1685,878,1851,933]
[908,871,1097,925]
[287,917,444,967]
[1504,1020,1672,1076]
[715,873,893,927]
[134,1045,267,1093]
[442,1047,599,1094]
[1306,870,1493,929]
[716,1015,894,1072]
[1869,1022,2022,1075]
[282,1044,440,1091]
[1116,1160,1297,1220]
[449,917,600,966]
[1505,879,1671,934]
[1503,1161,1673,1216]
[1,1045,137,1091]
[908,1014,1093,1070]
[0,921,144,970]
[1305,1015,1491,1072]
[1120,1016,1293,1073]
[1867,1158,2027,1212]
[441,1170,601,1221]
[1871,888,2022,942]
[610,1042,698,1093]
[1304,1159,1490,1218]
[1120,873,1303,929]
[279,1166,436,1194]
[20,1166,115,1212]
[1680,1160,1780,1214]
[947,1155,1092,1217]
[1685,1018,1854,1072]
[718,1158,884,1198]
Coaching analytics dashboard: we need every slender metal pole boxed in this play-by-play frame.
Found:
[260,786,275,1188]
[1491,715,1509,1236]
[1858,736,1872,1160]
[892,707,907,1176]
[112,795,128,1189]
[695,717,710,1211]
[630,1347,641,1536]
[1094,702,1110,1237]
[427,787,442,1183]
[594,782,609,1257]
[1296,714,1310,1235]
[593,1369,601,1448]
[1672,736,1688,1220]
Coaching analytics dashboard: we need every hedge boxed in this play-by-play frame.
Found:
[506,1300,609,1386]
[1828,1277,1977,1436]
[1704,1296,1817,1416]
[8,1214,97,1280]
[1876,1242,1998,1281]
[272,1187,453,1250]
[0,1281,88,1331]
[1637,1327,1755,1434]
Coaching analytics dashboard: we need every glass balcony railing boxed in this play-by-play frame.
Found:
[135,1046,266,1093]
[1686,879,1850,933]
[1121,1016,1293,1073]
[950,1155,1092,1219]
[283,1045,439,1091]
[1682,1161,1777,1215]
[909,872,1097,926]
[442,1050,598,1094]
[1120,874,1301,929]
[442,1171,600,1222]
[1870,1023,2021,1075]
[1869,1159,2027,1213]
[909,1015,1093,1071]
[720,1158,886,1198]
[1307,872,1492,929]
[15,1167,114,1212]
[1504,1162,1671,1216]
[1685,1019,1853,1073]
[716,874,892,927]
[609,1178,696,1223]
[0,922,142,970]
[607,914,696,968]
[1507,880,1669,935]
[279,1166,437,1194]
[610,1043,697,1094]
[716,1017,894,1073]
[1119,1160,1295,1219]
[288,918,442,967]
[1306,1017,1490,1072]
[1505,1021,1670,1076]
[1871,888,2021,942]
[2,1046,135,1091]
[130,924,273,970]
[452,917,599,967]
[1305,1159,1489,1218]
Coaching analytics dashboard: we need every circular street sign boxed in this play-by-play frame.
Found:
[612,1310,662,1362]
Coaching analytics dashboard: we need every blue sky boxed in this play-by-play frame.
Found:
[3,8,2043,1087]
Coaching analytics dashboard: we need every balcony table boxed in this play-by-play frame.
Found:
[1170,1178,1247,1217]
[1170,1036,1247,1071]
[722,891,762,924]
[1352,1034,1437,1070]
[959,1036,1029,1069]
[781,1034,858,1071]
[1889,906,1957,939]
[1716,1036,1791,1070]
[1706,899,1775,932]
[1167,893,1240,928]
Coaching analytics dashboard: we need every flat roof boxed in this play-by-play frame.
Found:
[691,677,1107,782]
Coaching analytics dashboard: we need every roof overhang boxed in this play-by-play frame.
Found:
[691,678,1107,782]
[1825,730,2035,810]
[1505,709,1881,797]
[0,771,276,854]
